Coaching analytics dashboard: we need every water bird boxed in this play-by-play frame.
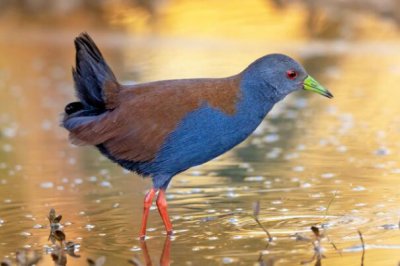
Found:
[62,33,333,239]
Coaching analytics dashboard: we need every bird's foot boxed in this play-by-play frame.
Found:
[167,230,173,236]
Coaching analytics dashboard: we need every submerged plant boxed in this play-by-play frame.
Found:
[47,208,80,265]
[252,201,273,242]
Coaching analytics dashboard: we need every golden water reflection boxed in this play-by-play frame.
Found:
[1,0,400,265]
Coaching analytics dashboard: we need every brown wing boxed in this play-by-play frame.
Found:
[69,75,241,162]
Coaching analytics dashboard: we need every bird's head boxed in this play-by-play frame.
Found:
[242,54,333,102]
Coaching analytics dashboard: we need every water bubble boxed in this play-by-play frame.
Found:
[40,182,54,189]
[222,257,235,264]
[293,166,304,172]
[228,218,239,225]
[354,203,367,207]
[226,191,238,198]
[130,246,141,252]
[294,98,308,108]
[100,181,112,187]
[284,152,299,160]
[321,173,335,179]
[380,224,398,230]
[2,127,17,138]
[41,120,52,130]
[190,171,202,176]
[266,147,282,159]
[68,158,76,165]
[374,147,390,156]
[99,169,109,176]
[2,144,13,152]
[239,162,250,168]
[74,178,83,185]
[244,176,264,182]
[296,144,306,151]
[20,232,32,237]
[337,145,348,153]
[85,224,95,231]
[352,186,366,191]
[88,176,97,182]
[263,134,280,143]
[190,188,202,193]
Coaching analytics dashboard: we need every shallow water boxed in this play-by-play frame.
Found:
[1,1,400,265]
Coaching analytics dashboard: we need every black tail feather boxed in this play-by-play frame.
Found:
[65,101,84,115]
[72,32,117,110]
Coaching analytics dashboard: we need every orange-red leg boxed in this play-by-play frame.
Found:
[156,190,173,236]
[139,188,157,239]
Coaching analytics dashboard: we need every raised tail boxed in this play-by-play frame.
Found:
[62,33,121,144]
[72,32,119,111]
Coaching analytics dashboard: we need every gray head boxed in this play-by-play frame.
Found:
[242,54,333,102]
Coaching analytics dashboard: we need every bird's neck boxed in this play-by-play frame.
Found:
[237,73,281,119]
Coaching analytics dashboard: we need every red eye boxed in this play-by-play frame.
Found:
[286,70,297,80]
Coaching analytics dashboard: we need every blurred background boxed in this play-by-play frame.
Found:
[1,0,400,265]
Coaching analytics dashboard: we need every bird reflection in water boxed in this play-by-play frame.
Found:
[130,237,171,266]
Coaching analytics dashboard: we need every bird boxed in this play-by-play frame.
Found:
[62,33,333,239]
